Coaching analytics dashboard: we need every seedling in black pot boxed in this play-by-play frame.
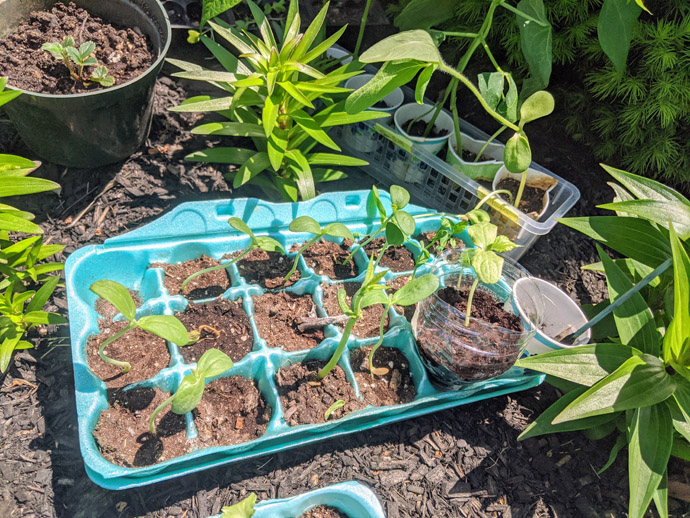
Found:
[42,37,115,87]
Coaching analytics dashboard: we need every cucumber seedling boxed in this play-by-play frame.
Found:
[180,217,284,292]
[149,348,234,435]
[90,280,190,373]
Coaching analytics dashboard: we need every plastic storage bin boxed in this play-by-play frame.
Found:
[65,190,543,489]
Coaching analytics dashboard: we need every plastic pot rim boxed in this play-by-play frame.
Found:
[393,102,455,145]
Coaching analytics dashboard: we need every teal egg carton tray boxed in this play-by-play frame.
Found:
[209,481,385,518]
[65,190,543,490]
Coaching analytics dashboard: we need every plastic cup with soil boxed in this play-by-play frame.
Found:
[292,238,357,280]
[276,360,365,426]
[320,282,389,339]
[350,346,416,406]
[412,267,533,389]
[445,134,504,183]
[492,166,559,221]
[152,255,230,300]
[363,237,415,273]
[252,291,325,352]
[174,297,253,363]
[230,248,301,289]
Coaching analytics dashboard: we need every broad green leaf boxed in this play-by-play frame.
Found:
[558,216,671,268]
[489,235,518,253]
[598,245,660,355]
[628,404,672,518]
[345,60,425,114]
[254,236,284,253]
[138,315,189,346]
[385,222,405,246]
[291,111,339,151]
[306,153,367,167]
[504,132,531,173]
[478,72,506,113]
[171,373,205,414]
[290,216,321,235]
[322,223,354,241]
[26,276,60,313]
[601,164,690,204]
[519,90,555,127]
[518,386,621,440]
[665,225,690,365]
[221,493,257,518]
[597,200,690,240]
[199,0,242,29]
[553,355,676,423]
[359,289,388,309]
[0,177,60,198]
[467,221,497,249]
[393,211,416,237]
[228,217,253,237]
[472,249,502,285]
[393,0,456,30]
[186,147,257,165]
[192,122,264,137]
[359,30,441,64]
[390,185,410,209]
[598,0,641,74]
[89,280,136,321]
[516,0,552,91]
[197,348,234,378]
[392,274,438,306]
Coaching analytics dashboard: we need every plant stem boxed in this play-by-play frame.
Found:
[474,189,513,210]
[149,394,175,435]
[368,301,391,374]
[344,225,386,265]
[474,126,507,162]
[464,277,479,327]
[98,324,134,373]
[513,171,528,209]
[353,0,374,58]
[500,2,550,26]
[318,316,357,379]
[284,234,320,282]
[442,31,479,39]
[180,247,252,292]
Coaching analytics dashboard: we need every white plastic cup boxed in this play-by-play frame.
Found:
[492,166,558,220]
[446,134,504,182]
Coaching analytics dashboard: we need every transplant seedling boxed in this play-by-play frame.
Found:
[90,280,189,373]
[284,216,354,281]
[42,36,115,86]
[412,217,468,276]
[458,221,518,326]
[149,348,234,435]
[180,217,284,292]
[324,399,345,421]
[221,492,257,517]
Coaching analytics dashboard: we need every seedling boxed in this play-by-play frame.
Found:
[284,216,355,281]
[90,280,190,373]
[149,348,234,435]
[180,217,284,292]
[324,399,345,421]
[458,221,518,326]
[412,217,468,276]
[221,492,257,517]
[318,257,438,379]
[42,36,115,87]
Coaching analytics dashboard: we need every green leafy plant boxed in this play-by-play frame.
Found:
[0,78,64,373]
[516,165,690,518]
[41,37,115,87]
[90,280,189,373]
[170,0,388,201]
[149,348,234,435]
[181,217,284,292]
[458,221,518,325]
[221,493,257,517]
[412,216,467,276]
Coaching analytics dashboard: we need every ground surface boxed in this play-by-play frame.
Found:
[1,31,689,518]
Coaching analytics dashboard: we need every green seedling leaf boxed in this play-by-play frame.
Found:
[390,185,410,210]
[62,35,75,48]
[489,235,518,253]
[323,223,354,241]
[324,399,345,421]
[504,132,531,174]
[467,221,497,250]
[598,0,641,74]
[197,348,234,378]
[254,236,284,253]
[359,289,389,310]
[519,90,555,127]
[359,30,442,64]
[393,211,416,237]
[337,288,350,314]
[137,315,189,346]
[89,280,137,321]
[345,60,425,114]
[221,493,257,518]
[385,222,405,246]
[392,274,439,306]
[170,373,206,414]
[228,217,253,237]
[78,41,95,59]
[290,216,321,235]
[472,249,503,285]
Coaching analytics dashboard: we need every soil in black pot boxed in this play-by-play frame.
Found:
[405,119,446,139]
[253,291,324,351]
[496,178,546,219]
[301,506,348,518]
[321,282,389,339]
[175,298,252,363]
[276,361,365,426]
[351,346,416,406]
[364,237,414,272]
[87,319,170,388]
[292,239,357,280]
[0,2,155,94]
[153,255,229,300]
[230,248,300,289]
[94,387,190,467]
[193,376,271,448]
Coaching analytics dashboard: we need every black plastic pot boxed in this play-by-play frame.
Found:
[0,0,171,168]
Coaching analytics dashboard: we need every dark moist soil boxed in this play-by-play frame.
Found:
[276,361,365,426]
[231,248,300,289]
[321,283,388,339]
[252,292,324,351]
[175,298,252,364]
[86,319,170,388]
[496,178,546,219]
[193,376,271,448]
[292,239,357,280]
[461,148,493,162]
[153,255,229,300]
[405,119,446,139]
[438,286,522,332]
[0,2,154,94]
[351,347,416,406]
[364,237,415,272]
[93,387,190,467]
[301,506,348,518]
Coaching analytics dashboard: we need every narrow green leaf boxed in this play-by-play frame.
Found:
[597,200,690,240]
[186,147,257,165]
[26,276,60,313]
[307,153,367,167]
[598,432,627,474]
[601,164,690,204]
[286,149,315,200]
[191,122,265,137]
[262,95,279,138]
[278,82,314,108]
[90,280,136,321]
[0,177,60,198]
[415,64,436,104]
[0,213,42,234]
[23,311,67,325]
[267,129,287,171]
[301,25,348,64]
[233,152,271,188]
[665,224,690,364]
[291,110,339,151]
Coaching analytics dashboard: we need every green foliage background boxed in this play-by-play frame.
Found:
[389,0,690,187]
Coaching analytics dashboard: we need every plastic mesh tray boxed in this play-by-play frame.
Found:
[209,481,386,518]
[65,190,543,490]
